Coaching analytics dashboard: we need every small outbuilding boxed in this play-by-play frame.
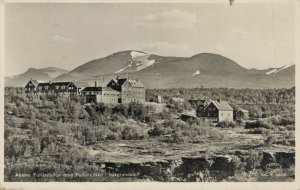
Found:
[236,109,249,120]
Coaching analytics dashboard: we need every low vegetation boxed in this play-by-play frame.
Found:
[4,87,295,182]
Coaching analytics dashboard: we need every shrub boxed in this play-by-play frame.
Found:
[216,121,237,128]
[95,128,109,141]
[264,135,274,147]
[245,120,272,129]
[159,109,171,120]
[286,125,295,131]
[285,131,295,139]
[245,151,261,171]
[122,125,148,140]
[148,124,168,136]
[106,132,121,140]
[228,155,244,176]
[209,129,225,141]
[169,130,188,143]
[268,116,280,125]
[248,128,270,136]
[280,117,294,126]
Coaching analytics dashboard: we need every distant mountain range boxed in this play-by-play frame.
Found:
[5,50,295,88]
[5,67,69,87]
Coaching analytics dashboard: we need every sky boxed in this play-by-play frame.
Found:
[5,2,295,76]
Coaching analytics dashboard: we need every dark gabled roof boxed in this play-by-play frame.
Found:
[50,82,71,86]
[127,79,145,88]
[69,81,93,88]
[37,82,50,87]
[81,87,103,92]
[110,77,145,88]
[81,86,120,93]
[116,78,127,86]
[30,79,40,87]
[101,87,119,92]
[205,100,233,111]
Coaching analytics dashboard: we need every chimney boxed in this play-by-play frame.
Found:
[136,77,139,82]
[116,75,119,80]
[217,99,220,103]
[95,81,97,87]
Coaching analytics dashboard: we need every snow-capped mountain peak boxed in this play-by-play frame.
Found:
[114,51,155,73]
[130,51,147,59]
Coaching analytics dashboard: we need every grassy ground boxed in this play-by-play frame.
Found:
[87,127,294,163]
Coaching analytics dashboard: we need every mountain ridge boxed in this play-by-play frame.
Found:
[5,67,69,87]
[5,51,295,89]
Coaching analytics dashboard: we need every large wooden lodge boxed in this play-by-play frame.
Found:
[24,77,243,122]
[24,76,145,105]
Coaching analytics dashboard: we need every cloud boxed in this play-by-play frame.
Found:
[141,42,190,56]
[52,35,72,42]
[135,9,197,29]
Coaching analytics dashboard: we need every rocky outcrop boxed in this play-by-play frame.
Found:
[94,150,295,182]
[260,151,295,171]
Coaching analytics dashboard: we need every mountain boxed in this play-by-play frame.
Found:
[5,67,69,87]
[53,50,295,89]
[7,51,294,88]
[54,50,186,81]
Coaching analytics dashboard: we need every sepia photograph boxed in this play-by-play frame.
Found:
[0,0,299,189]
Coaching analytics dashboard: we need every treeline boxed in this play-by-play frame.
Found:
[146,87,295,105]
[146,87,295,119]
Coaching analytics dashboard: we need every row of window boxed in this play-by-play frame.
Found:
[123,98,142,103]
[122,88,144,92]
[207,107,216,111]
[36,86,76,90]
[206,112,231,117]
[83,92,120,96]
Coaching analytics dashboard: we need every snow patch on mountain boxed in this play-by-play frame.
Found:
[130,51,147,59]
[276,64,293,73]
[7,75,18,79]
[266,64,293,75]
[192,70,200,76]
[266,69,278,75]
[115,64,132,74]
[137,60,155,71]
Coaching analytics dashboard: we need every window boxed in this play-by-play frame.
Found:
[208,113,210,117]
